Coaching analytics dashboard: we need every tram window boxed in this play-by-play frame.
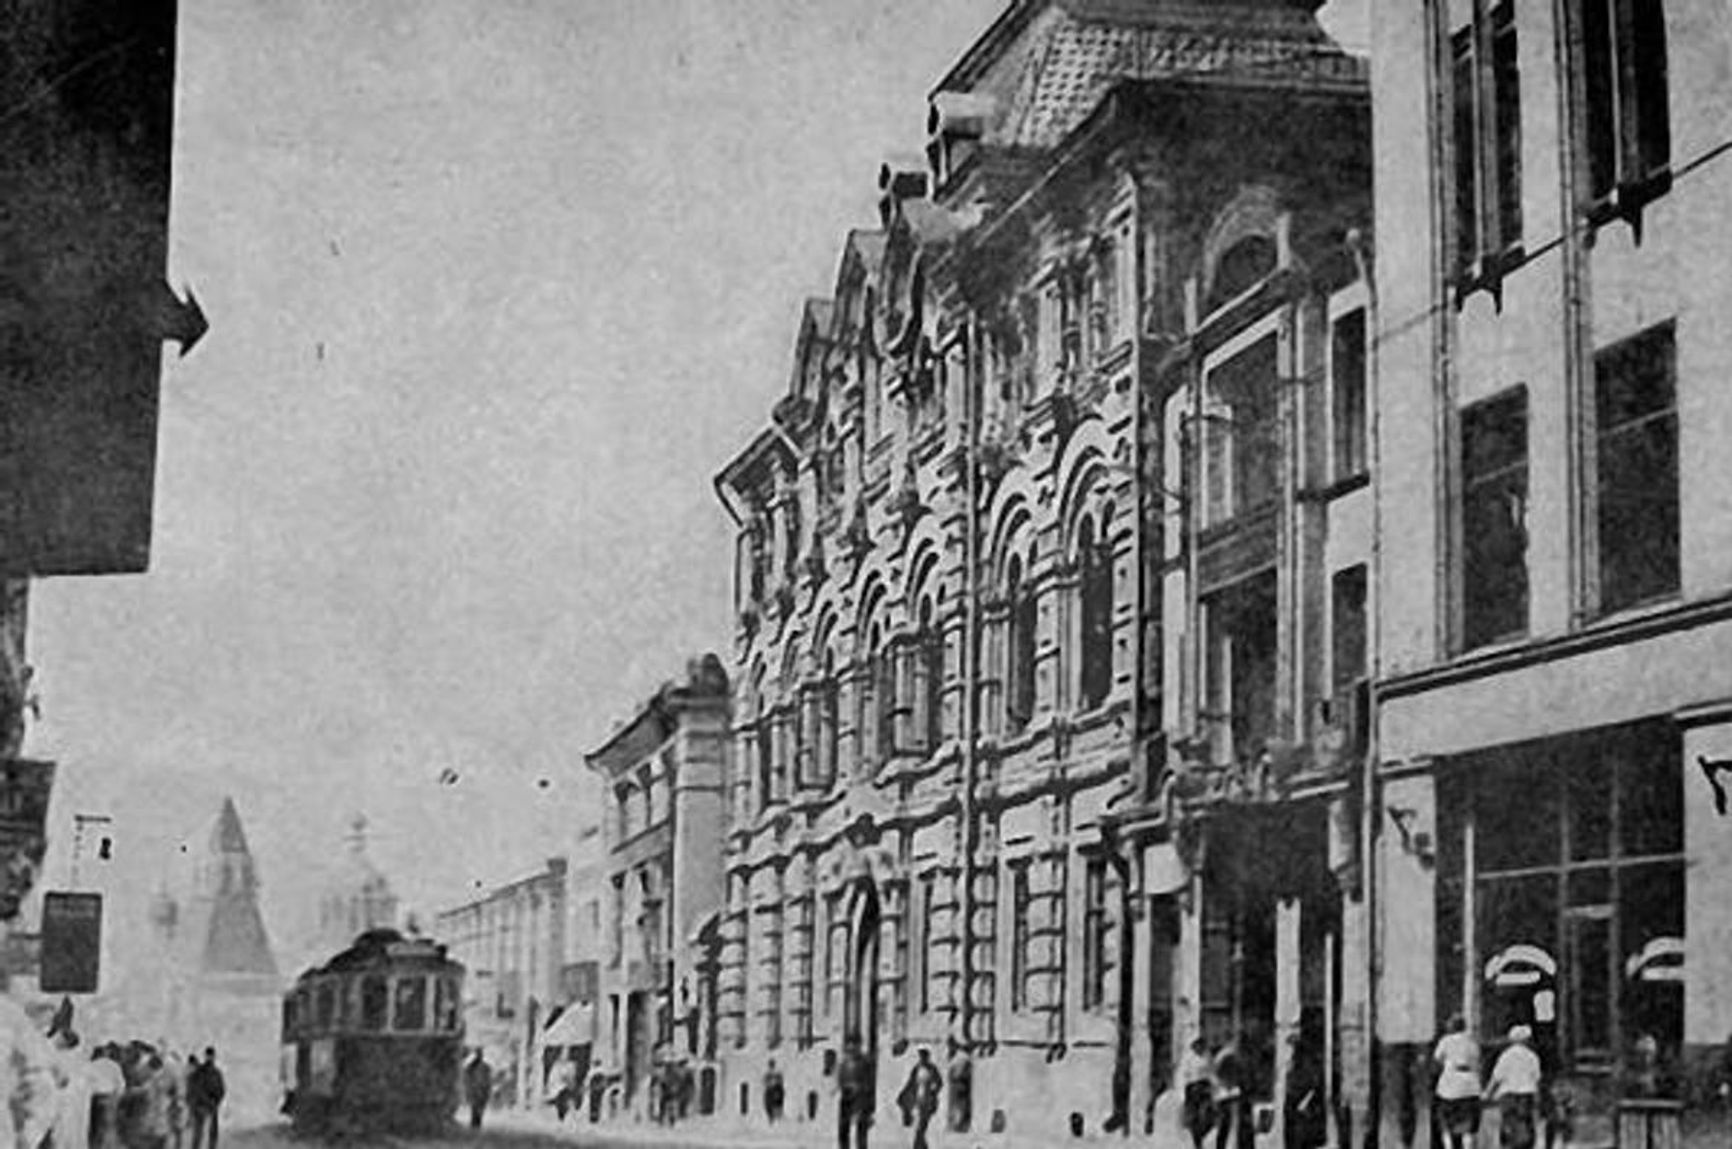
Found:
[434,978,460,1032]
[360,975,389,1031]
[282,998,295,1036]
[393,976,428,1031]
[315,982,336,1029]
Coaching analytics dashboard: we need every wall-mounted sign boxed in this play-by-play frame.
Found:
[39,891,102,994]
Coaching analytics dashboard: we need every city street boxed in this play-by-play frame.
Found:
[227,1119,796,1149]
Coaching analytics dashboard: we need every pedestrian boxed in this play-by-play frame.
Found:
[134,1056,170,1149]
[550,1056,577,1122]
[763,1058,785,1124]
[185,1050,223,1149]
[898,1049,941,1149]
[1432,1014,1482,1149]
[1212,1037,1252,1149]
[48,1030,92,1149]
[1284,1032,1327,1149]
[1485,1026,1541,1149]
[837,1035,873,1149]
[462,1050,493,1131]
[1178,1037,1217,1149]
[161,1056,185,1149]
[945,1039,971,1133]
[87,1047,126,1149]
[0,988,56,1149]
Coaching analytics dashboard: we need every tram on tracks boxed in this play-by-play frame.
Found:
[281,928,466,1134]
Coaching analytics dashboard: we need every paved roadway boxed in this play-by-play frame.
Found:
[226,1118,798,1149]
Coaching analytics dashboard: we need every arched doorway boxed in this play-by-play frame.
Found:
[844,878,882,1068]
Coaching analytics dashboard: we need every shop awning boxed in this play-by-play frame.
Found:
[541,1002,594,1048]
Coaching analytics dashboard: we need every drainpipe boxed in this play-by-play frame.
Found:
[1347,227,1381,1144]
[960,317,982,1057]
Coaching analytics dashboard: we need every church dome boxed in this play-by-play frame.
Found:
[317,814,399,947]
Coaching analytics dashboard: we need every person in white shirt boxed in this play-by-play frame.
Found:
[1485,1026,1541,1149]
[0,993,57,1149]
[49,1031,92,1149]
[1432,1014,1482,1149]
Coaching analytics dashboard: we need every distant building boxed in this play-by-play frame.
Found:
[436,856,567,1108]
[315,814,399,955]
[583,654,731,1119]
[149,797,281,1117]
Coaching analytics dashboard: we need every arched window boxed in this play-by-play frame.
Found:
[876,623,897,761]
[1007,554,1037,732]
[1206,235,1277,313]
[859,622,883,767]
[916,596,945,750]
[1079,510,1115,712]
[816,649,840,786]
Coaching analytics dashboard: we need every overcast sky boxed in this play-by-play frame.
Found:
[26,0,1366,974]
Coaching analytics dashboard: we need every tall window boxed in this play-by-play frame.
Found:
[1203,336,1280,527]
[1461,389,1529,649]
[1079,516,1115,712]
[1091,239,1118,354]
[859,624,884,767]
[1007,556,1037,732]
[1452,2,1522,281]
[755,723,774,811]
[1009,862,1032,1011]
[1331,565,1369,696]
[917,872,937,1014]
[813,651,840,788]
[1082,857,1119,1012]
[1331,308,1368,481]
[1575,0,1670,211]
[1203,572,1278,767]
[1595,323,1678,614]
[916,598,945,751]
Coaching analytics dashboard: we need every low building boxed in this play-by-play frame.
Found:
[584,654,731,1120]
[436,856,567,1108]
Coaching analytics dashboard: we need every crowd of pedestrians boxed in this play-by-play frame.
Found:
[0,991,227,1149]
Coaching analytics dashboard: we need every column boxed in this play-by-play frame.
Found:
[1272,897,1302,1149]
[1127,892,1155,1130]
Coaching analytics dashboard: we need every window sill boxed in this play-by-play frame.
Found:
[1452,244,1528,311]
[1580,589,1681,633]
[1583,170,1673,239]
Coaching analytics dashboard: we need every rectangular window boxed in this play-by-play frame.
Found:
[1595,323,1678,614]
[1204,336,1280,527]
[1442,721,1684,1077]
[1452,3,1522,281]
[1460,389,1529,649]
[1203,572,1278,766]
[917,872,937,1014]
[1576,0,1671,210]
[1010,863,1031,1011]
[1330,565,1368,696]
[393,976,427,1031]
[1331,308,1368,481]
[1082,858,1118,1012]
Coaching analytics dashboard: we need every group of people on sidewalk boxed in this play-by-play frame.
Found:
[0,992,226,1149]
[1433,1015,1571,1149]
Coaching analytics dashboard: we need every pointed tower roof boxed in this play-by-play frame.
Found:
[183,796,278,982]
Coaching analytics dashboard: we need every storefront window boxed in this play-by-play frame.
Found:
[1443,719,1684,1082]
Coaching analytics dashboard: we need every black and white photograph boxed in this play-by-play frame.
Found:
[0,2,1727,1149]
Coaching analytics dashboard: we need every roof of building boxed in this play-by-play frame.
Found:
[935,0,1363,152]
[182,797,278,980]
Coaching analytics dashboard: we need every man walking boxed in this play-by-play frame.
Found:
[763,1058,785,1124]
[899,1048,941,1149]
[463,1050,493,1130]
[187,1049,224,1149]
[1433,1015,1483,1149]
[837,1035,873,1149]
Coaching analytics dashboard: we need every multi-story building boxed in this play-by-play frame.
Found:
[710,1,1367,1140]
[436,856,567,1107]
[584,655,731,1118]
[1371,1,1732,1145]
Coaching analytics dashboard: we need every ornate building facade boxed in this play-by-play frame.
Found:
[710,1,1368,1139]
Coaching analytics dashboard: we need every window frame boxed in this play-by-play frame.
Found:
[1449,0,1524,291]
[1589,321,1679,618]
[1569,0,1672,223]
[1329,304,1369,484]
[1458,387,1530,651]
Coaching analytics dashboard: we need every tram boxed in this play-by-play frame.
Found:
[281,928,466,1134]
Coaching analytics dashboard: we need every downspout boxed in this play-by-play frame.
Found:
[1347,227,1381,1149]
[960,316,982,1062]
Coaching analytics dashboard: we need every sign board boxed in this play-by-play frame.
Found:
[0,0,181,575]
[39,892,102,994]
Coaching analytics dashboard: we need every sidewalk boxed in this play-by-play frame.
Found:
[494,1104,1129,1149]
